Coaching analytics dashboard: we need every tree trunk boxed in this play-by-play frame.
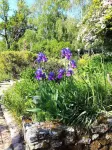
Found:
[4,16,10,49]
[5,35,10,49]
[7,42,10,49]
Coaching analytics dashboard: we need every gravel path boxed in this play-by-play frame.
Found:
[0,105,12,150]
[0,81,13,150]
[0,81,24,150]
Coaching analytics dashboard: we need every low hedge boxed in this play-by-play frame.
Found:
[0,51,35,81]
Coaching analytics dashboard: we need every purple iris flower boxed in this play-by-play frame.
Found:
[48,72,55,80]
[61,48,66,57]
[57,69,65,79]
[61,48,72,60]
[36,52,48,63]
[42,73,46,79]
[35,68,46,80]
[66,68,74,77]
[65,48,72,60]
[70,60,76,69]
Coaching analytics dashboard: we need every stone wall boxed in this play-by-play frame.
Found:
[23,114,112,150]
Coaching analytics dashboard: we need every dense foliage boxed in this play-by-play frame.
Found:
[1,0,112,128]
[3,50,112,127]
[0,51,35,81]
[78,0,112,51]
[0,0,93,55]
[1,0,112,54]
[0,0,31,49]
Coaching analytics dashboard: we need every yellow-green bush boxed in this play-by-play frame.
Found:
[0,51,35,81]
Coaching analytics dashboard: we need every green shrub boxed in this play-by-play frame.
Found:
[0,51,35,82]
[21,67,36,81]
[0,71,10,82]
[78,54,112,74]
[33,40,71,58]
[0,41,6,52]
[43,58,64,75]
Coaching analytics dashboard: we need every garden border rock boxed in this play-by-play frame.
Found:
[22,113,112,150]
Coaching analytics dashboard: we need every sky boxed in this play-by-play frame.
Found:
[8,0,35,15]
[8,0,81,18]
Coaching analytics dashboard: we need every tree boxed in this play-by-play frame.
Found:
[0,0,10,49]
[0,0,33,49]
[25,0,79,54]
[35,0,71,41]
[77,0,112,52]
[9,0,30,42]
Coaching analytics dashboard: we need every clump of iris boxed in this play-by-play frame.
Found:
[35,49,76,81]
[61,48,76,77]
